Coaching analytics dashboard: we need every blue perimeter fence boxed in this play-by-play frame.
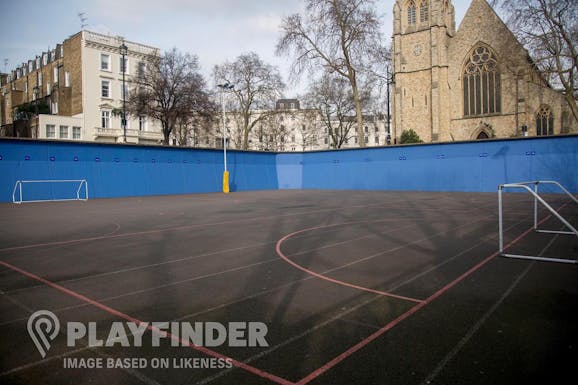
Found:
[1,135,577,202]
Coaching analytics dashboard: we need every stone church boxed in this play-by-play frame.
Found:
[391,0,577,143]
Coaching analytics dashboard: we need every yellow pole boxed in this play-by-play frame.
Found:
[223,171,230,194]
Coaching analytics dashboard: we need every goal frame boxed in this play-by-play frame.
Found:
[12,179,89,204]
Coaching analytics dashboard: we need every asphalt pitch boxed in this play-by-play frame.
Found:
[0,189,576,385]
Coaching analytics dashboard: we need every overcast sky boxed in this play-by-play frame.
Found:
[1,0,474,96]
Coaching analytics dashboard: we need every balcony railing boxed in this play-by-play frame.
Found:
[94,127,163,141]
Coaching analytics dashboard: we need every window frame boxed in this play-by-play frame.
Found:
[59,125,69,139]
[72,126,81,139]
[101,110,111,128]
[407,0,417,25]
[100,54,111,71]
[101,79,111,98]
[419,0,429,23]
[46,124,56,138]
[463,44,501,117]
[536,105,554,136]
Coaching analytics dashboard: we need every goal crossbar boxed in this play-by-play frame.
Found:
[12,179,89,204]
[498,181,578,264]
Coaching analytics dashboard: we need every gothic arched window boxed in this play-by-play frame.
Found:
[536,105,554,135]
[463,45,501,116]
[419,0,429,23]
[407,0,417,25]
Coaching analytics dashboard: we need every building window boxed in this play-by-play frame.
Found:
[463,44,501,116]
[59,125,68,139]
[101,110,111,128]
[53,67,59,83]
[407,0,417,25]
[139,116,146,131]
[375,136,380,144]
[46,124,55,138]
[72,126,81,139]
[137,62,145,77]
[419,0,429,23]
[536,105,554,136]
[101,80,111,98]
[65,71,70,87]
[100,54,110,71]
[46,82,51,95]
[38,72,43,87]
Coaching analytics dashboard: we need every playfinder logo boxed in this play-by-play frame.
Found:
[27,310,61,358]
[27,310,269,358]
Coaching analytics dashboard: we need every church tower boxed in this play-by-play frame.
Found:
[392,0,455,143]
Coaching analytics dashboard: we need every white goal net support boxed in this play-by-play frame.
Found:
[12,179,89,204]
[498,180,578,264]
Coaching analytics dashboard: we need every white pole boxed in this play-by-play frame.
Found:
[498,186,503,253]
[222,90,227,173]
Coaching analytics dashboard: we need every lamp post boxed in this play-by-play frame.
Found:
[32,85,39,138]
[217,82,234,193]
[386,65,394,145]
[120,42,128,142]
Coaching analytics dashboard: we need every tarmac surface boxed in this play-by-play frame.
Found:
[0,189,576,385]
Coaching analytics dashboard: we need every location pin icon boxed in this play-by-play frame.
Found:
[27,310,60,358]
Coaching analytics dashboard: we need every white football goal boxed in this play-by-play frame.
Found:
[12,179,88,204]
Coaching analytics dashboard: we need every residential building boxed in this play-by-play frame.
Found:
[0,31,164,144]
[208,98,390,152]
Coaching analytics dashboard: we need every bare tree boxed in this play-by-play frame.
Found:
[128,48,215,145]
[213,52,285,150]
[304,73,358,148]
[276,0,386,147]
[174,113,215,146]
[296,109,322,150]
[492,0,578,121]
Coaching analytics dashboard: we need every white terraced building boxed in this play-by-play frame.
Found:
[1,30,164,144]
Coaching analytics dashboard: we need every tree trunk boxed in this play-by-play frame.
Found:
[162,120,171,145]
[350,75,365,148]
[242,112,250,150]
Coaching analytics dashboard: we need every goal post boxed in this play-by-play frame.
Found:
[498,180,578,264]
[12,179,89,204]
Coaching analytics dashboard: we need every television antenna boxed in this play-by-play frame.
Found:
[78,12,88,29]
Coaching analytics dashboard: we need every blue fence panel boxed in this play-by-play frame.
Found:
[276,153,303,189]
[0,140,279,202]
[1,136,577,202]
[299,136,578,193]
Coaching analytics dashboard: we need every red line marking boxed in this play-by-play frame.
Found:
[0,260,294,385]
[295,205,568,384]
